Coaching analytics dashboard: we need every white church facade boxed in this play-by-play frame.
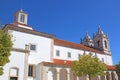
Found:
[0,10,118,80]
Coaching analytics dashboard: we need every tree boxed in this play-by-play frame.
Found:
[0,29,13,75]
[115,61,120,80]
[71,54,107,80]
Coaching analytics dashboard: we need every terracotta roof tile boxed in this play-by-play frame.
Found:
[106,65,116,70]
[42,59,115,70]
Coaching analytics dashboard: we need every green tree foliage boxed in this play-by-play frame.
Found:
[71,54,107,80]
[115,61,120,80]
[0,29,13,75]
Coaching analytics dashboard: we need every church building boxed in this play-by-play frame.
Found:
[0,10,118,80]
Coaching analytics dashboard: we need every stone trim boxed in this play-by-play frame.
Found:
[28,64,36,78]
[12,48,30,53]
[9,67,19,80]
[41,62,71,68]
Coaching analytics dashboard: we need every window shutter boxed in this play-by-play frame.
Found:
[33,65,36,78]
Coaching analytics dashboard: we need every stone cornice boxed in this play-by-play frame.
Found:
[12,48,30,53]
[3,24,56,39]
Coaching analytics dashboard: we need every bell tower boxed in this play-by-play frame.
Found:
[13,9,33,30]
[93,26,110,54]
[14,9,28,25]
[81,32,94,47]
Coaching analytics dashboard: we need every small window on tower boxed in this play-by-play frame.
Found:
[97,41,100,47]
[20,14,25,23]
[104,40,107,48]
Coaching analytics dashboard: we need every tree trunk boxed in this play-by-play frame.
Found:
[89,75,91,80]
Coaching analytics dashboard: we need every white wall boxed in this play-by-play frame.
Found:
[106,55,113,65]
[0,51,25,80]
[12,30,53,64]
[54,45,113,65]
[1,28,113,80]
[54,45,84,61]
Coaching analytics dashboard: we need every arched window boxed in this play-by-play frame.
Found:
[59,69,67,80]
[97,41,100,47]
[106,72,110,80]
[111,72,115,80]
[91,76,99,80]
[100,75,105,80]
[20,14,25,23]
[70,70,77,80]
[48,67,57,80]
[104,40,107,48]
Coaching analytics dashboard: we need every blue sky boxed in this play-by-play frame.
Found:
[0,0,120,65]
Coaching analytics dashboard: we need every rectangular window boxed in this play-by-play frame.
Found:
[10,68,18,76]
[89,52,93,56]
[56,50,60,56]
[78,54,81,59]
[104,40,107,48]
[30,44,36,51]
[28,65,33,77]
[10,77,18,80]
[28,65,36,77]
[68,52,71,58]
[20,14,25,23]
[102,58,104,63]
[95,53,97,57]
[97,41,100,47]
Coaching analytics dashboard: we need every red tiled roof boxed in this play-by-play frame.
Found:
[53,59,73,66]
[106,65,116,70]
[42,59,115,70]
[54,38,111,56]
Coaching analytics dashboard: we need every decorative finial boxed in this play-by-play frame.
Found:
[93,33,95,38]
[98,24,101,31]
[97,24,104,35]
[86,31,89,36]
[20,9,23,12]
[98,24,101,27]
